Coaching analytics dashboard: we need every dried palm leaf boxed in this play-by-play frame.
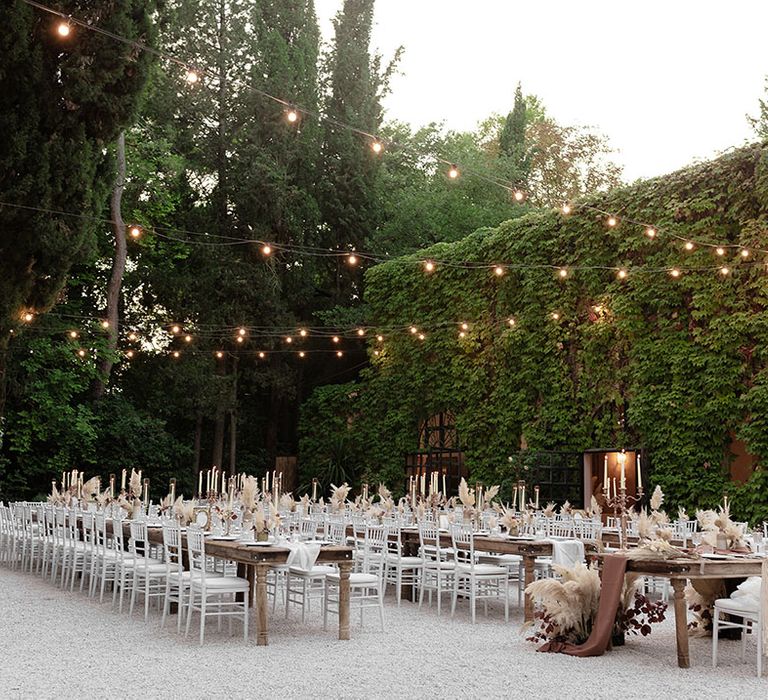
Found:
[458,478,475,508]
[129,469,142,499]
[378,483,391,501]
[649,485,664,512]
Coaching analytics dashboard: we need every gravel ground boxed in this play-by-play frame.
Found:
[0,565,764,698]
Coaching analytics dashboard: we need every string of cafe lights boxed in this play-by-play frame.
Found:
[22,0,765,276]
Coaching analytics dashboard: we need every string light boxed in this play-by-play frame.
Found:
[551,312,560,320]
[298,351,306,358]
[299,329,308,337]
[373,350,380,356]
[184,68,199,84]
[513,190,525,202]
[716,247,725,256]
[285,108,299,123]
[172,351,180,358]
[448,164,460,179]
[56,20,71,37]
[285,336,293,344]
[607,216,618,228]
[561,203,572,215]
[258,351,266,359]
[356,329,365,337]
[741,249,750,258]
[261,244,272,256]
[684,241,694,251]
[494,266,505,277]
[371,141,383,154]
[22,312,34,322]
[336,350,343,358]
[77,349,86,358]
[100,320,109,329]
[332,336,340,343]
[507,318,516,326]
[127,332,137,341]
[617,269,627,280]
[185,334,192,343]
[347,254,358,266]
[720,266,730,276]
[129,225,141,239]
[423,260,435,273]
[458,331,466,338]
[558,268,568,279]
[409,327,418,334]
[645,227,655,238]
[417,333,426,340]
[68,330,78,339]
[460,322,469,331]
[376,335,384,342]
[236,336,244,344]
[125,350,134,359]
[670,268,681,278]
[215,351,224,359]
[171,325,180,334]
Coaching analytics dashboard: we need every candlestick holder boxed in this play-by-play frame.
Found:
[604,484,644,549]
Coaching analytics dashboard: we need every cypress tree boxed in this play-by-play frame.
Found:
[499,83,530,185]
[0,0,156,421]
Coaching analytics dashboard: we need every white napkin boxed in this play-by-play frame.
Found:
[546,538,585,568]
[285,540,321,571]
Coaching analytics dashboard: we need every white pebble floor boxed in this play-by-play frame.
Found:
[0,565,764,698]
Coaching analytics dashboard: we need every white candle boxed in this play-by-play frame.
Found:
[198,471,203,496]
[636,455,642,490]
[511,486,518,509]
[442,474,447,496]
[312,479,318,501]
[603,456,608,492]
[109,475,115,499]
[534,486,539,509]
[121,469,126,491]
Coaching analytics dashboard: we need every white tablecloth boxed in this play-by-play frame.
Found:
[284,540,321,571]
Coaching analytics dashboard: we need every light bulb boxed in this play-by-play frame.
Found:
[299,351,306,358]
[262,244,272,256]
[448,164,459,179]
[336,351,343,358]
[494,265,505,276]
[77,349,86,358]
[172,351,180,358]
[238,328,246,336]
[69,330,78,339]
[356,329,365,337]
[607,216,618,228]
[22,312,33,322]
[258,351,266,359]
[332,336,340,343]
[670,268,681,278]
[720,266,730,275]
[371,141,383,154]
[551,312,560,320]
[561,204,571,215]
[285,336,293,344]
[126,350,134,359]
[129,225,141,239]
[286,108,299,123]
[617,269,627,279]
[215,351,224,359]
[558,268,568,278]
[374,350,380,356]
[409,326,417,334]
[513,190,525,202]
[741,248,750,258]
[171,325,180,334]
[424,260,435,272]
[461,322,469,331]
[299,329,308,337]
[716,247,725,256]
[645,227,655,238]
[101,320,109,329]
[347,254,358,265]
[185,335,192,343]
[417,333,426,340]
[507,318,516,326]
[57,21,71,37]
[185,69,199,84]
[459,331,466,338]
[128,332,137,341]
[376,335,384,342]
[236,336,244,344]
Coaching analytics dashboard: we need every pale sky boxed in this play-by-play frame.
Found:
[316,0,768,182]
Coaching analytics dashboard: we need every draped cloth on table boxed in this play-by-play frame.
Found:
[537,554,628,657]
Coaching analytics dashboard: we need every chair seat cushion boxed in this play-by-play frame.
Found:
[191,575,249,591]
[480,554,522,564]
[326,572,379,586]
[386,555,423,566]
[456,563,508,576]
[714,597,760,615]
[424,560,455,571]
[289,565,336,576]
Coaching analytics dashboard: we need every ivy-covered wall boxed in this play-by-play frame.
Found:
[299,143,768,523]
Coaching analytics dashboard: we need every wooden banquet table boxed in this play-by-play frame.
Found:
[112,521,354,646]
[624,555,765,668]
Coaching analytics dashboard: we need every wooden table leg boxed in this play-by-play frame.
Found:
[671,578,690,668]
[523,555,536,622]
[256,563,270,646]
[338,561,351,641]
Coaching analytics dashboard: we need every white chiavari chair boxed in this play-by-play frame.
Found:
[184,527,249,645]
[418,520,455,615]
[128,520,169,621]
[450,523,509,624]
[713,575,765,677]
[384,525,423,605]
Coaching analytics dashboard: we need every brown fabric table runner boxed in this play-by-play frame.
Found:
[538,554,628,657]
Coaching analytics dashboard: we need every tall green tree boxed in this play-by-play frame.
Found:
[498,83,530,185]
[0,0,157,423]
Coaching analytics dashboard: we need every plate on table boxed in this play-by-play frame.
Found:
[206,535,239,541]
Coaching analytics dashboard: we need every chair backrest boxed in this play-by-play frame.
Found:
[111,516,128,558]
[418,521,441,561]
[547,517,573,538]
[327,521,347,545]
[299,518,318,540]
[573,517,601,541]
[361,524,389,575]
[129,520,152,561]
[186,527,208,582]
[450,523,475,566]
[162,522,184,576]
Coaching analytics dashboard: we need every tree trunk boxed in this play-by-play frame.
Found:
[265,382,280,469]
[193,413,202,473]
[93,130,128,400]
[228,355,238,476]
[211,408,225,470]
